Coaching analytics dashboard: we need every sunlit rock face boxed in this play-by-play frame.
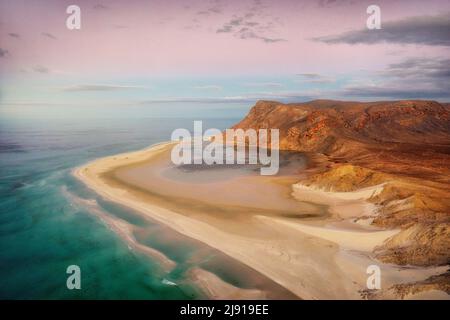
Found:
[233,99,450,268]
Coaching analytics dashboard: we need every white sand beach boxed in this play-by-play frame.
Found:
[73,142,447,299]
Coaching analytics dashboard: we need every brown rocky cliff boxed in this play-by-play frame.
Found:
[233,99,450,268]
[233,99,450,151]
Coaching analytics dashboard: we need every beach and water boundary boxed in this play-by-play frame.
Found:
[73,141,448,299]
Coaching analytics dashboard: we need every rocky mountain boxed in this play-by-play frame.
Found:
[233,100,450,272]
[233,99,450,183]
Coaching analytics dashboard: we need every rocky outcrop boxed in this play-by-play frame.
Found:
[300,164,388,192]
[361,271,450,299]
[388,271,450,299]
[374,223,450,266]
[299,164,450,266]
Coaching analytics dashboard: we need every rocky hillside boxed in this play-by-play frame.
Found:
[233,99,450,183]
[233,99,450,269]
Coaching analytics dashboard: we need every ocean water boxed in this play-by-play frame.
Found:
[0,104,245,299]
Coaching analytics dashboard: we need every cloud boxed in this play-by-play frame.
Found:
[193,85,222,91]
[313,13,450,46]
[217,17,243,33]
[239,90,317,102]
[260,37,286,43]
[33,65,50,74]
[382,57,450,80]
[242,82,283,88]
[208,7,222,14]
[41,32,57,40]
[140,97,254,104]
[341,86,450,99]
[296,73,335,84]
[61,84,147,92]
[214,1,286,44]
[245,21,259,27]
[317,0,347,7]
[8,33,20,39]
[296,73,321,79]
[196,4,223,16]
[139,91,317,105]
[339,57,450,99]
[217,25,233,33]
[0,48,9,58]
[216,14,286,43]
[93,4,108,10]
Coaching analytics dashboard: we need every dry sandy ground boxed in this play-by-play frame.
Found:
[73,142,448,299]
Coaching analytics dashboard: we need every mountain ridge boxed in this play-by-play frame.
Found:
[233,99,450,183]
[232,99,450,277]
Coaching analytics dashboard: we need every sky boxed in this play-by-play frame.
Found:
[0,0,449,108]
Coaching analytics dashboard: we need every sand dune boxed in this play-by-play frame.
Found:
[256,215,399,252]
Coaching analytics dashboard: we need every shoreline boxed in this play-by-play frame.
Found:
[73,142,447,299]
[72,142,296,299]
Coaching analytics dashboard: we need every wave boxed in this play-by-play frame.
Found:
[60,186,176,271]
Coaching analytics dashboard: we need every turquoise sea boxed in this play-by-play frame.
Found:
[0,103,247,299]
